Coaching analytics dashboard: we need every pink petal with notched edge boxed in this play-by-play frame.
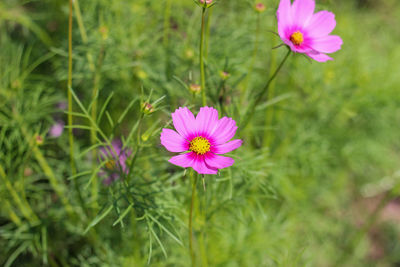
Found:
[311,35,343,54]
[277,0,292,35]
[168,152,196,168]
[306,11,336,37]
[212,139,243,154]
[192,155,218,174]
[160,128,189,152]
[195,106,219,137]
[292,0,315,26]
[171,107,196,139]
[204,153,234,170]
[306,51,333,62]
[212,117,238,145]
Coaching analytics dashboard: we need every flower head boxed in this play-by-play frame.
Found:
[255,3,266,13]
[199,0,213,5]
[99,140,132,185]
[49,120,64,138]
[161,107,242,175]
[277,0,343,62]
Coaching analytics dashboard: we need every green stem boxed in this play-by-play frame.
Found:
[68,0,75,176]
[189,173,198,266]
[200,7,207,106]
[68,0,86,215]
[199,181,208,267]
[72,0,95,71]
[240,48,291,130]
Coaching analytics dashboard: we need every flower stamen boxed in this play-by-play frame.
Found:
[290,31,304,46]
[190,137,211,155]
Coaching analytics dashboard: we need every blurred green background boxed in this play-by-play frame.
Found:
[1,0,400,266]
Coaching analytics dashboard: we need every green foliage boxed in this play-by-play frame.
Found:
[1,0,400,266]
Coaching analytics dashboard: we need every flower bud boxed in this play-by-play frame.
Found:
[255,3,266,13]
[199,0,213,4]
[35,134,44,146]
[189,84,201,94]
[99,26,109,40]
[142,103,154,114]
[219,71,230,81]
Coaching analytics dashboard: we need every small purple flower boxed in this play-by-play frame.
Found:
[49,120,64,138]
[99,140,132,185]
[56,101,67,110]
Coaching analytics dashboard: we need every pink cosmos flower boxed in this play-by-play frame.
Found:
[160,107,242,175]
[277,0,343,62]
[99,140,132,185]
[49,120,64,138]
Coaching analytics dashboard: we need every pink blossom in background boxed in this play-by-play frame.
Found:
[199,0,213,5]
[161,107,242,175]
[277,0,343,62]
[49,120,64,138]
[56,101,67,110]
[99,140,132,185]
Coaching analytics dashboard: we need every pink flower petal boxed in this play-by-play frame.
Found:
[204,153,234,170]
[195,106,219,137]
[311,35,343,54]
[277,0,293,38]
[306,11,336,37]
[292,0,315,26]
[212,139,242,154]
[306,51,333,62]
[171,107,196,139]
[160,128,189,152]
[211,117,238,145]
[192,155,218,174]
[168,152,196,168]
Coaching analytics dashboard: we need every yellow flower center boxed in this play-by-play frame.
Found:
[189,137,211,155]
[105,160,116,170]
[290,31,304,46]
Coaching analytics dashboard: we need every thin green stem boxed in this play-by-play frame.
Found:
[240,48,291,130]
[68,0,75,176]
[199,181,208,267]
[68,0,86,215]
[72,0,95,71]
[200,7,207,106]
[189,173,198,266]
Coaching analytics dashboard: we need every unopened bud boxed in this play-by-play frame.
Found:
[185,49,194,60]
[255,3,266,13]
[24,167,33,177]
[136,70,148,80]
[219,71,230,81]
[99,26,109,40]
[142,103,154,114]
[189,84,201,94]
[199,0,213,5]
[35,134,44,145]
